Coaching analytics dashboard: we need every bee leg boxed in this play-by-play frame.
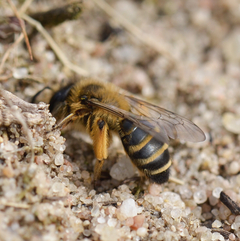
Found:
[91,118,109,184]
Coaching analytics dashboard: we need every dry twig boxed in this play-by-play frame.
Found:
[0,33,24,74]
[220,191,240,215]
[169,176,184,185]
[92,0,177,66]
[19,0,33,15]
[21,13,89,77]
[0,200,30,209]
[0,73,13,81]
[7,0,33,60]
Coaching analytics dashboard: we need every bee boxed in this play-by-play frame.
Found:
[49,78,206,184]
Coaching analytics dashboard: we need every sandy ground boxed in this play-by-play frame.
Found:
[1,0,240,240]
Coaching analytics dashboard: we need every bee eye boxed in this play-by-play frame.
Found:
[80,95,88,102]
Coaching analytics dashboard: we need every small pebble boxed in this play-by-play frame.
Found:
[97,217,106,224]
[179,186,192,199]
[195,226,208,233]
[107,218,118,228]
[82,171,90,180]
[2,167,14,178]
[193,190,207,204]
[212,232,224,241]
[222,112,240,134]
[83,230,91,237]
[211,209,219,217]
[54,153,64,166]
[91,204,100,217]
[212,187,223,199]
[229,233,236,240]
[212,220,222,228]
[148,183,162,196]
[110,156,136,181]
[13,67,28,79]
[228,161,240,175]
[52,182,65,193]
[125,217,134,227]
[136,227,147,237]
[131,215,145,230]
[231,221,240,230]
[219,204,231,220]
[171,208,182,220]
[119,199,139,218]
[83,220,90,226]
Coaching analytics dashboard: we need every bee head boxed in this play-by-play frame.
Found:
[49,84,73,115]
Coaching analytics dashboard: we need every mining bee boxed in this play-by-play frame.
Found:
[49,78,206,184]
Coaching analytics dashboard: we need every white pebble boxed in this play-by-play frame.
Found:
[235,216,240,223]
[228,161,240,175]
[108,206,116,216]
[13,67,28,79]
[83,220,90,226]
[24,214,35,222]
[89,190,96,197]
[69,217,83,233]
[10,222,20,231]
[195,226,208,233]
[148,183,162,196]
[54,153,64,166]
[211,209,219,217]
[107,218,118,227]
[110,156,136,181]
[192,206,202,219]
[112,45,142,64]
[193,190,207,204]
[179,186,192,199]
[212,187,223,198]
[119,198,139,218]
[219,204,231,220]
[212,220,222,228]
[222,30,240,64]
[160,192,185,209]
[209,195,219,206]
[136,227,147,237]
[212,232,224,241]
[199,230,213,240]
[170,225,176,232]
[222,112,240,134]
[45,50,55,62]
[91,204,100,217]
[229,233,236,240]
[83,229,91,237]
[52,182,65,193]
[231,222,240,230]
[171,208,182,220]
[42,153,52,164]
[144,194,163,208]
[95,224,120,241]
[97,217,106,224]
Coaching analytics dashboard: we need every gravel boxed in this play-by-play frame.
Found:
[1,0,240,240]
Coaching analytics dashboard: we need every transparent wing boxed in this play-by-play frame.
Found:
[124,95,206,143]
[88,96,206,144]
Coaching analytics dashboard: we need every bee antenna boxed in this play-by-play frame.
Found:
[31,86,53,103]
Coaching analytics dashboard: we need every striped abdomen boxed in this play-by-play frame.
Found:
[119,119,171,184]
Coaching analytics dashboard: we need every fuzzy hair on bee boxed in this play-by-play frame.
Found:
[49,78,206,184]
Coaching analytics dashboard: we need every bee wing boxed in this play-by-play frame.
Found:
[124,95,206,143]
[88,96,205,144]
